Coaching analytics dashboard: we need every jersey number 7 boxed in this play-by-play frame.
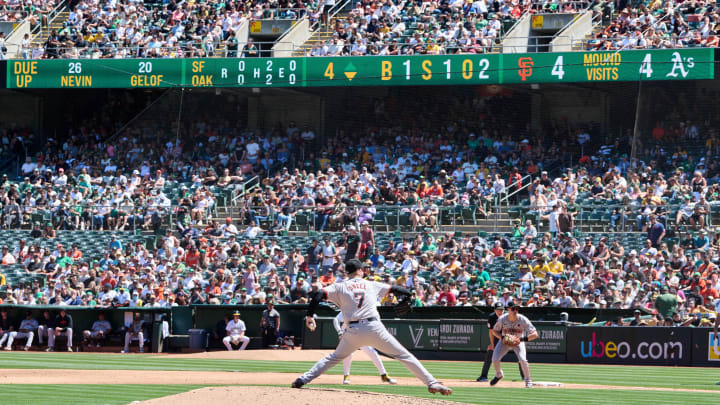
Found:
[353,292,365,309]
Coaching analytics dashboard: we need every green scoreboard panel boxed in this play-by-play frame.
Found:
[6,48,713,89]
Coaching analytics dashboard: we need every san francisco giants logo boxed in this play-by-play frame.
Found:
[518,57,534,81]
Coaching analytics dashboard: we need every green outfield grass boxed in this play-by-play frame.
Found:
[2,384,719,405]
[0,352,718,391]
[0,385,204,405]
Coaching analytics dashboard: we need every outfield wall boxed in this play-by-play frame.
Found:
[1,305,717,366]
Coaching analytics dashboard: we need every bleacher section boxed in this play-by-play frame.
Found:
[580,0,720,50]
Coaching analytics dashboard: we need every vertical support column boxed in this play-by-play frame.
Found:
[247,95,261,129]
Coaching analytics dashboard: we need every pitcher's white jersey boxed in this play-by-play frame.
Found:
[325,277,390,322]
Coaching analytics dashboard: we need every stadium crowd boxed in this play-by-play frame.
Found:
[306,0,602,56]
[4,0,605,59]
[32,0,320,59]
[588,1,720,50]
[0,0,55,26]
[0,91,718,329]
[4,0,720,59]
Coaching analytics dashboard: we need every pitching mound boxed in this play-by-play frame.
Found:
[135,386,454,405]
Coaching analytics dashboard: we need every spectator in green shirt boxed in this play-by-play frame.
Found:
[56,248,73,269]
[654,286,678,318]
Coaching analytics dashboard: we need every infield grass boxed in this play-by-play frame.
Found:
[0,384,204,405]
[2,384,719,405]
[0,352,718,391]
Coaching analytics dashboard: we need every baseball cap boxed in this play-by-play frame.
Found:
[506,301,519,309]
[493,302,504,310]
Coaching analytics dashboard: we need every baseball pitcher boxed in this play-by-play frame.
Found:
[291,259,451,396]
[223,311,250,351]
[490,301,538,388]
[333,312,397,385]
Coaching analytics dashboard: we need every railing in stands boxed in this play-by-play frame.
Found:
[2,200,715,237]
[310,0,352,35]
[231,176,261,206]
[500,174,533,208]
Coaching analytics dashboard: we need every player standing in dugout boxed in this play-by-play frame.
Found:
[291,259,452,395]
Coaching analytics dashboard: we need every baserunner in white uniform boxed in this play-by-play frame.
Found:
[291,259,451,396]
[333,312,397,385]
[490,301,538,388]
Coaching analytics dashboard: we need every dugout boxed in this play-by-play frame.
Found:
[1,304,717,366]
[0,305,168,352]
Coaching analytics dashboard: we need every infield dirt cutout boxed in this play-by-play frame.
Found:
[136,386,455,405]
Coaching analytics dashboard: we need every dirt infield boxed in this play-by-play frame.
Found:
[2,369,718,394]
[136,386,455,405]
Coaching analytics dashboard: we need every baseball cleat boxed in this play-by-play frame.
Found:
[489,375,503,386]
[343,375,350,385]
[46,347,54,352]
[291,378,305,389]
[381,374,397,384]
[67,347,73,352]
[476,377,489,382]
[525,380,533,388]
[3,347,11,351]
[428,382,452,395]
[380,374,397,384]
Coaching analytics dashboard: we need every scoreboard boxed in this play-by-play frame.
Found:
[5,48,713,89]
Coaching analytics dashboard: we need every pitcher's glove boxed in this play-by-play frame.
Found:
[395,296,412,316]
[502,334,521,347]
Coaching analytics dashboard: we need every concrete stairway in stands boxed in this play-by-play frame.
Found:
[31,10,69,47]
[292,16,346,57]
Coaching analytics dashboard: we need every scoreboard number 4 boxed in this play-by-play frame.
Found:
[552,56,565,80]
[639,53,653,78]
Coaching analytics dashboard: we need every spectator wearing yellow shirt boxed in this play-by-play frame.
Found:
[532,256,550,280]
[395,273,409,288]
[444,253,462,274]
[547,252,565,279]
[426,39,441,55]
